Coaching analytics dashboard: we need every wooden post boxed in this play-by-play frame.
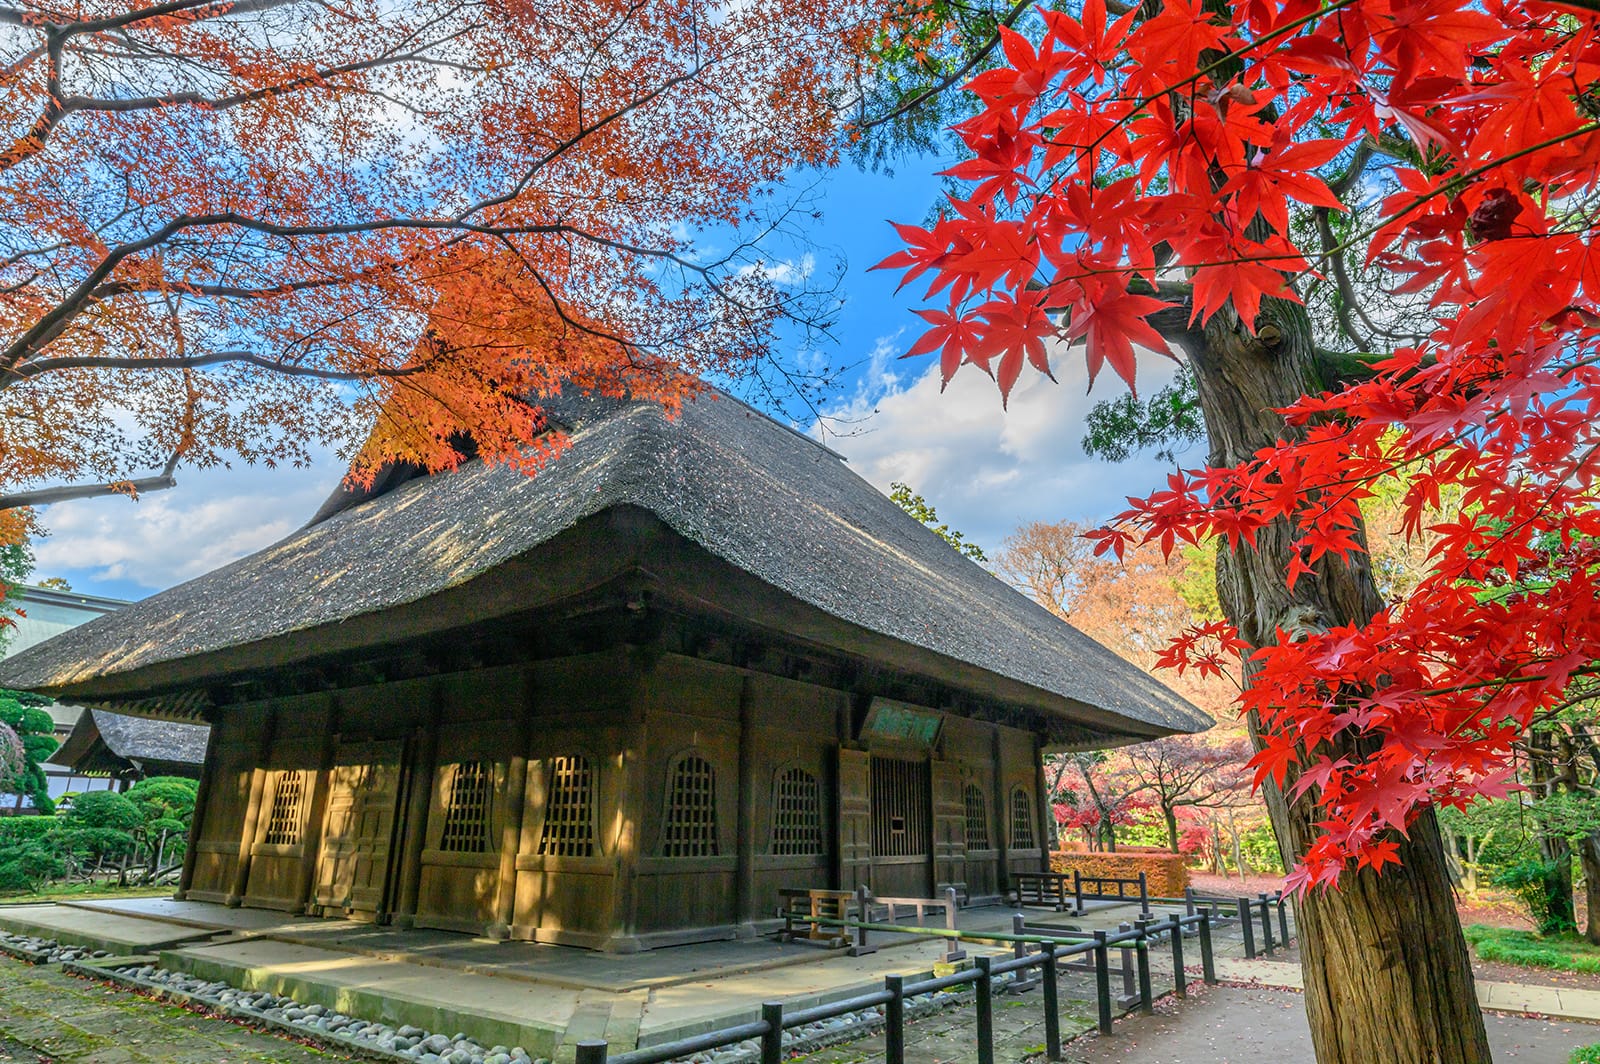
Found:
[1034,739,1054,867]
[1199,912,1217,984]
[228,708,277,906]
[735,675,756,932]
[176,712,222,899]
[990,730,1007,895]
[391,694,441,929]
[294,700,339,914]
[491,743,529,938]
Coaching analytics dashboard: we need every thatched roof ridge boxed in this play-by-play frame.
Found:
[51,709,209,778]
[0,389,1210,740]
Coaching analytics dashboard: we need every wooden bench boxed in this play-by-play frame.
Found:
[778,887,855,947]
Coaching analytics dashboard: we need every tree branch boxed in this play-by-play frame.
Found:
[0,453,180,511]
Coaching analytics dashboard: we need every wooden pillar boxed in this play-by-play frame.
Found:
[612,656,647,944]
[490,693,531,939]
[734,674,757,933]
[1034,737,1054,873]
[990,727,1008,895]
[228,709,277,906]
[176,713,222,900]
[391,691,440,929]
[294,698,340,914]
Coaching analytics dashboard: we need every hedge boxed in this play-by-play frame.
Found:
[1050,850,1190,897]
[0,815,58,846]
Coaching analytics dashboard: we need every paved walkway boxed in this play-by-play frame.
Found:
[1053,984,1599,1064]
[1212,957,1600,1023]
[0,954,354,1063]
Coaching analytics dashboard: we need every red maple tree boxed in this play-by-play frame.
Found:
[878,0,1600,1056]
[0,0,884,511]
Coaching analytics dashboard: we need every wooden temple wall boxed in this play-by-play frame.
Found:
[179,648,1050,951]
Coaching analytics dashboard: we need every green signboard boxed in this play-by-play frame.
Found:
[860,698,943,747]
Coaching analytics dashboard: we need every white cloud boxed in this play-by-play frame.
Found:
[815,339,1198,554]
[31,453,345,595]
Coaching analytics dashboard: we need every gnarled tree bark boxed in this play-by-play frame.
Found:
[1156,295,1492,1063]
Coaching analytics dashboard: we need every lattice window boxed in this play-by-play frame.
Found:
[964,784,991,850]
[1010,786,1036,850]
[871,756,930,858]
[539,756,596,857]
[262,772,304,846]
[439,761,492,854]
[662,754,719,857]
[771,767,823,856]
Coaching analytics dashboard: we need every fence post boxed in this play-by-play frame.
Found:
[1238,898,1256,959]
[1184,886,1196,918]
[885,973,905,1064]
[1258,893,1275,955]
[575,1042,608,1064]
[1277,895,1291,947]
[1042,948,1062,1061]
[760,1002,784,1064]
[1117,922,1136,1004]
[944,887,966,962]
[850,884,876,957]
[976,954,996,1064]
[1010,914,1039,992]
[1093,930,1113,1035]
[1198,912,1217,985]
[1135,926,1154,1015]
[1074,870,1084,915]
[1169,917,1187,998]
[1138,872,1150,918]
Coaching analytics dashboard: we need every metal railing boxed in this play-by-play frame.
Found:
[1013,870,1151,917]
[573,912,1220,1064]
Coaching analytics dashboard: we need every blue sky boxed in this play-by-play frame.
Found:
[30,158,1197,603]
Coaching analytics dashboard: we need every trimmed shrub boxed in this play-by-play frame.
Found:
[1050,850,1189,896]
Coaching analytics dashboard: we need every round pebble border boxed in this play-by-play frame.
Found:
[73,960,545,1064]
[0,929,111,965]
[56,954,1003,1064]
[6,935,1049,1064]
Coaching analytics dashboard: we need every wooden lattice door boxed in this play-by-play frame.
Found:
[869,755,933,898]
[315,740,403,920]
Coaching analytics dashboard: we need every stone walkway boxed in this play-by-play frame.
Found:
[0,954,354,1063]
[1054,984,1599,1064]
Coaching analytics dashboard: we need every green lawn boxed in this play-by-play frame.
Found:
[1571,1045,1600,1063]
[1465,924,1600,974]
[0,882,170,906]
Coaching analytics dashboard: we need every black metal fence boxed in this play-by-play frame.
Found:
[574,912,1222,1064]
[1177,889,1291,959]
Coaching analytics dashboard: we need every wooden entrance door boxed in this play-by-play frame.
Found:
[314,740,403,920]
[868,755,932,898]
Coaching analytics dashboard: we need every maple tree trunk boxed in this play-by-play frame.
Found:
[1173,298,1492,1063]
[1164,806,1180,853]
[1581,834,1600,946]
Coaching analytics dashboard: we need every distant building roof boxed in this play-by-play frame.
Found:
[3,585,131,660]
[0,388,1212,747]
[51,709,208,780]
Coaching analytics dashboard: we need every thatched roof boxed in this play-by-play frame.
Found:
[0,389,1211,745]
[51,709,208,779]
